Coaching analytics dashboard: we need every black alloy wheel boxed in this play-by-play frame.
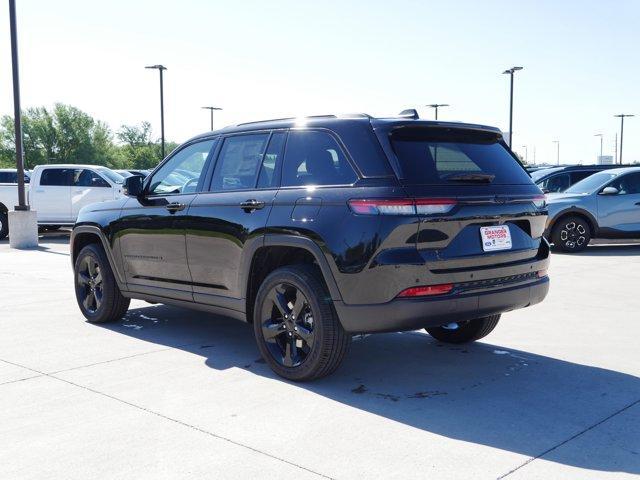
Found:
[253,265,350,381]
[551,216,591,253]
[77,255,104,314]
[74,244,130,323]
[261,282,315,368]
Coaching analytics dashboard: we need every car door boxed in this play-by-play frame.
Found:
[597,172,640,235]
[267,128,360,268]
[30,168,73,223]
[71,169,115,218]
[186,131,282,309]
[115,138,217,300]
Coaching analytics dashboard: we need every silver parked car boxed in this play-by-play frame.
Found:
[545,167,640,252]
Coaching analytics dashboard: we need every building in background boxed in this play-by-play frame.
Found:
[597,155,614,165]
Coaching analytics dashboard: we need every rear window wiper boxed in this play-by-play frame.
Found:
[442,173,495,183]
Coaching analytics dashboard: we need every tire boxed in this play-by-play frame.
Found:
[74,243,130,323]
[426,314,500,344]
[253,264,350,381]
[0,210,8,240]
[44,225,62,231]
[551,215,591,253]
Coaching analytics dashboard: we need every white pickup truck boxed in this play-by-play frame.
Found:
[0,164,125,239]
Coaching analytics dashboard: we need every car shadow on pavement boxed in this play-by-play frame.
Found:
[102,304,640,476]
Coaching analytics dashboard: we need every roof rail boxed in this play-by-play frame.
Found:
[235,113,371,127]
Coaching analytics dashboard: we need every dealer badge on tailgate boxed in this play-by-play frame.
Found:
[480,225,512,252]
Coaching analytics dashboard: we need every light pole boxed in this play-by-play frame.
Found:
[9,0,26,212]
[145,64,167,159]
[201,106,222,131]
[426,104,449,120]
[594,133,603,161]
[7,0,37,248]
[614,114,634,164]
[502,66,523,147]
[553,140,560,165]
[521,145,528,163]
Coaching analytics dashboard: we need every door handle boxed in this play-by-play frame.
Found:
[635,202,640,206]
[240,199,266,211]
[165,202,186,213]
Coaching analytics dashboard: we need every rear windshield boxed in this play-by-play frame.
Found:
[390,128,532,185]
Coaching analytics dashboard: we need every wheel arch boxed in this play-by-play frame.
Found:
[71,225,126,287]
[243,235,342,323]
[547,208,598,238]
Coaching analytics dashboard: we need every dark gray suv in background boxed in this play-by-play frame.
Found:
[71,113,550,381]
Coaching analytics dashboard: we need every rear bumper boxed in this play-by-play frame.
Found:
[334,276,549,334]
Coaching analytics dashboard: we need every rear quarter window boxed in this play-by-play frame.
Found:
[390,128,532,185]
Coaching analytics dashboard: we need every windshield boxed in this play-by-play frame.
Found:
[390,128,532,185]
[98,168,125,184]
[530,168,561,182]
[564,172,617,194]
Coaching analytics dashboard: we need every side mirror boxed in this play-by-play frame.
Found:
[541,188,550,194]
[600,186,619,195]
[124,175,144,197]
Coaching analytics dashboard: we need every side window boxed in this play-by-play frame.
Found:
[148,140,215,195]
[610,173,640,195]
[570,171,595,184]
[282,130,356,187]
[74,169,109,187]
[0,172,12,183]
[541,173,570,192]
[40,168,73,186]
[210,134,269,191]
[257,132,286,189]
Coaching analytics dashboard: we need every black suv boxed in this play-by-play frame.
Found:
[70,113,550,381]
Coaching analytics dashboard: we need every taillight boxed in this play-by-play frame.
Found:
[397,283,454,297]
[532,195,546,209]
[349,198,456,216]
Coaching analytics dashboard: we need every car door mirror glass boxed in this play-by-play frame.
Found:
[600,186,619,195]
[124,175,144,197]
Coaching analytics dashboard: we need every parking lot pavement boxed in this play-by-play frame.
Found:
[1,233,639,479]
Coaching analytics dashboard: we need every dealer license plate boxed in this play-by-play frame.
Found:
[480,225,512,252]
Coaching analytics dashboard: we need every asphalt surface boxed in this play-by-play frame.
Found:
[1,232,639,479]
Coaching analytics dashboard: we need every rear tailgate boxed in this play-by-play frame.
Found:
[385,124,547,284]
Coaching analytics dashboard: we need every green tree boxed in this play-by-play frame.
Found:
[0,104,173,171]
[0,104,120,169]
[116,122,175,170]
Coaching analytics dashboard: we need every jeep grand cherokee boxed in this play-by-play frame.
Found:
[71,112,549,381]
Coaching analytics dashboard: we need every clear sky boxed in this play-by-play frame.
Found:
[1,0,638,164]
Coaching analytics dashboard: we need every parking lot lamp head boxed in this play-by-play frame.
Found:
[145,65,167,159]
[201,106,223,131]
[425,103,449,120]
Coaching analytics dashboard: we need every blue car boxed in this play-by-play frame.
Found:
[545,167,640,252]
